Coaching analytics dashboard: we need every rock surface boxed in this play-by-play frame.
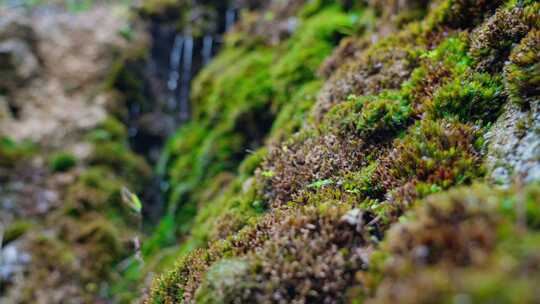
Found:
[0,5,131,148]
[486,100,540,185]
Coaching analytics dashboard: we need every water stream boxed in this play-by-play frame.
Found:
[128,4,238,223]
[202,35,214,65]
[179,35,193,122]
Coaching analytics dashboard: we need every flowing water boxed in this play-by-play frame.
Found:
[128,5,237,222]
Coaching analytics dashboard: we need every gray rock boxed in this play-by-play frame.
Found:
[0,39,39,89]
[0,242,31,282]
[485,100,540,186]
[0,11,34,42]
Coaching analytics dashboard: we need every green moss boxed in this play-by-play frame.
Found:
[87,116,128,142]
[429,72,505,123]
[89,141,151,188]
[404,34,471,95]
[49,152,77,172]
[315,29,423,122]
[238,147,268,177]
[164,47,275,220]
[2,220,34,245]
[323,90,413,140]
[191,48,275,122]
[63,167,123,216]
[355,92,413,138]
[188,175,265,247]
[504,28,540,107]
[271,7,355,105]
[159,6,361,247]
[269,80,322,142]
[372,118,484,205]
[342,161,380,197]
[0,137,36,168]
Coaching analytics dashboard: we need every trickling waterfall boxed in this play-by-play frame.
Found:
[202,35,213,66]
[165,34,193,122]
[225,8,237,31]
[126,3,242,222]
[163,6,238,125]
[179,35,193,122]
[167,35,184,111]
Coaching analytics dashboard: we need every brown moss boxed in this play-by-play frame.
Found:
[150,199,367,303]
[469,6,530,73]
[425,0,505,30]
[372,119,484,208]
[194,202,370,303]
[314,31,422,121]
[258,132,368,206]
[363,183,540,304]
[318,36,370,78]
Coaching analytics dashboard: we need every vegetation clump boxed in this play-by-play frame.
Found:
[362,183,540,303]
[372,119,484,207]
[504,28,540,107]
[0,137,35,168]
[49,152,77,172]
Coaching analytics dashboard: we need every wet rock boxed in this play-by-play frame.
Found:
[0,242,31,283]
[0,10,34,42]
[0,39,39,90]
[485,100,540,185]
[137,112,176,138]
[132,112,176,161]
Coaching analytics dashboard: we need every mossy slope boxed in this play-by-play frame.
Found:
[147,0,539,303]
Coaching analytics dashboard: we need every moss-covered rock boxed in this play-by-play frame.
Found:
[156,4,361,251]
[0,136,35,168]
[363,183,540,303]
[504,28,540,107]
[126,0,540,303]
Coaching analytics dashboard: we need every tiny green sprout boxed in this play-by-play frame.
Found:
[122,187,143,214]
[308,179,333,189]
[261,170,275,178]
